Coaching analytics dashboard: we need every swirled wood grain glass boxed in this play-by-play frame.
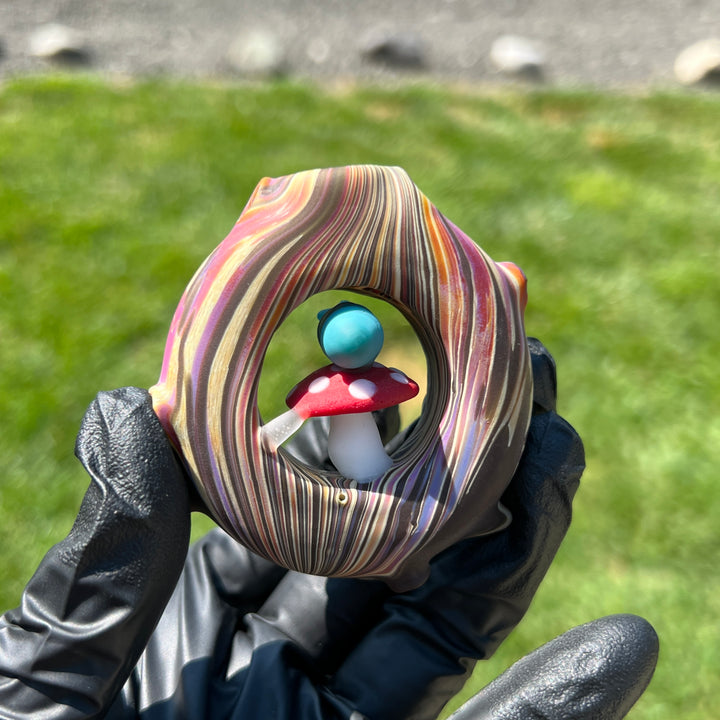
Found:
[150,165,532,591]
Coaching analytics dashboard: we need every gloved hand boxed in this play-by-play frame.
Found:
[0,340,658,719]
[0,386,192,718]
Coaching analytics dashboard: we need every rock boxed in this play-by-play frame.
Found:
[674,39,720,85]
[306,38,330,65]
[490,34,545,79]
[29,23,90,64]
[360,30,426,69]
[226,30,286,78]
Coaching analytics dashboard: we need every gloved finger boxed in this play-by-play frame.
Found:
[0,387,191,718]
[447,614,659,720]
[527,336,557,414]
[326,408,584,720]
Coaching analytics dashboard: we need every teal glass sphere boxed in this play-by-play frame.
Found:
[317,302,384,369]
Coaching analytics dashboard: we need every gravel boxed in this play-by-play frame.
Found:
[1,0,720,87]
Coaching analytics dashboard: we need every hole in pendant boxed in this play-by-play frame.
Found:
[257,290,427,466]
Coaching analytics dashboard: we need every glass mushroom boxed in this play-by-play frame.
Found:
[261,302,419,482]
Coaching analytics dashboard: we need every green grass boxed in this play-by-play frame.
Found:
[1,75,718,719]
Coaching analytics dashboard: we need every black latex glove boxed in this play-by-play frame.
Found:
[0,340,657,719]
[0,387,192,718]
[447,614,658,720]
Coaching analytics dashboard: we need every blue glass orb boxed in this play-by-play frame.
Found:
[317,302,384,369]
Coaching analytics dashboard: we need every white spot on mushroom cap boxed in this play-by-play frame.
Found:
[308,376,331,393]
[348,379,377,400]
[390,371,409,384]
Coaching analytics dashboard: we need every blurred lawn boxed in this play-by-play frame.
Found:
[1,76,718,719]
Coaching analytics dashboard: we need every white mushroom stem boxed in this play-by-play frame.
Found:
[328,412,392,483]
[261,408,305,450]
[261,407,393,483]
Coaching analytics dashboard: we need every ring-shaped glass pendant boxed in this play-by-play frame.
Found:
[150,165,532,591]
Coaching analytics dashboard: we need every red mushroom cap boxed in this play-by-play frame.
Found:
[286,363,419,420]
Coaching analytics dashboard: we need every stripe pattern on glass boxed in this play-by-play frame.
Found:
[150,165,532,591]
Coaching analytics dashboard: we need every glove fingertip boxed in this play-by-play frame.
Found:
[527,337,557,414]
[449,614,658,720]
[76,387,153,444]
[529,412,584,486]
[500,412,584,531]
